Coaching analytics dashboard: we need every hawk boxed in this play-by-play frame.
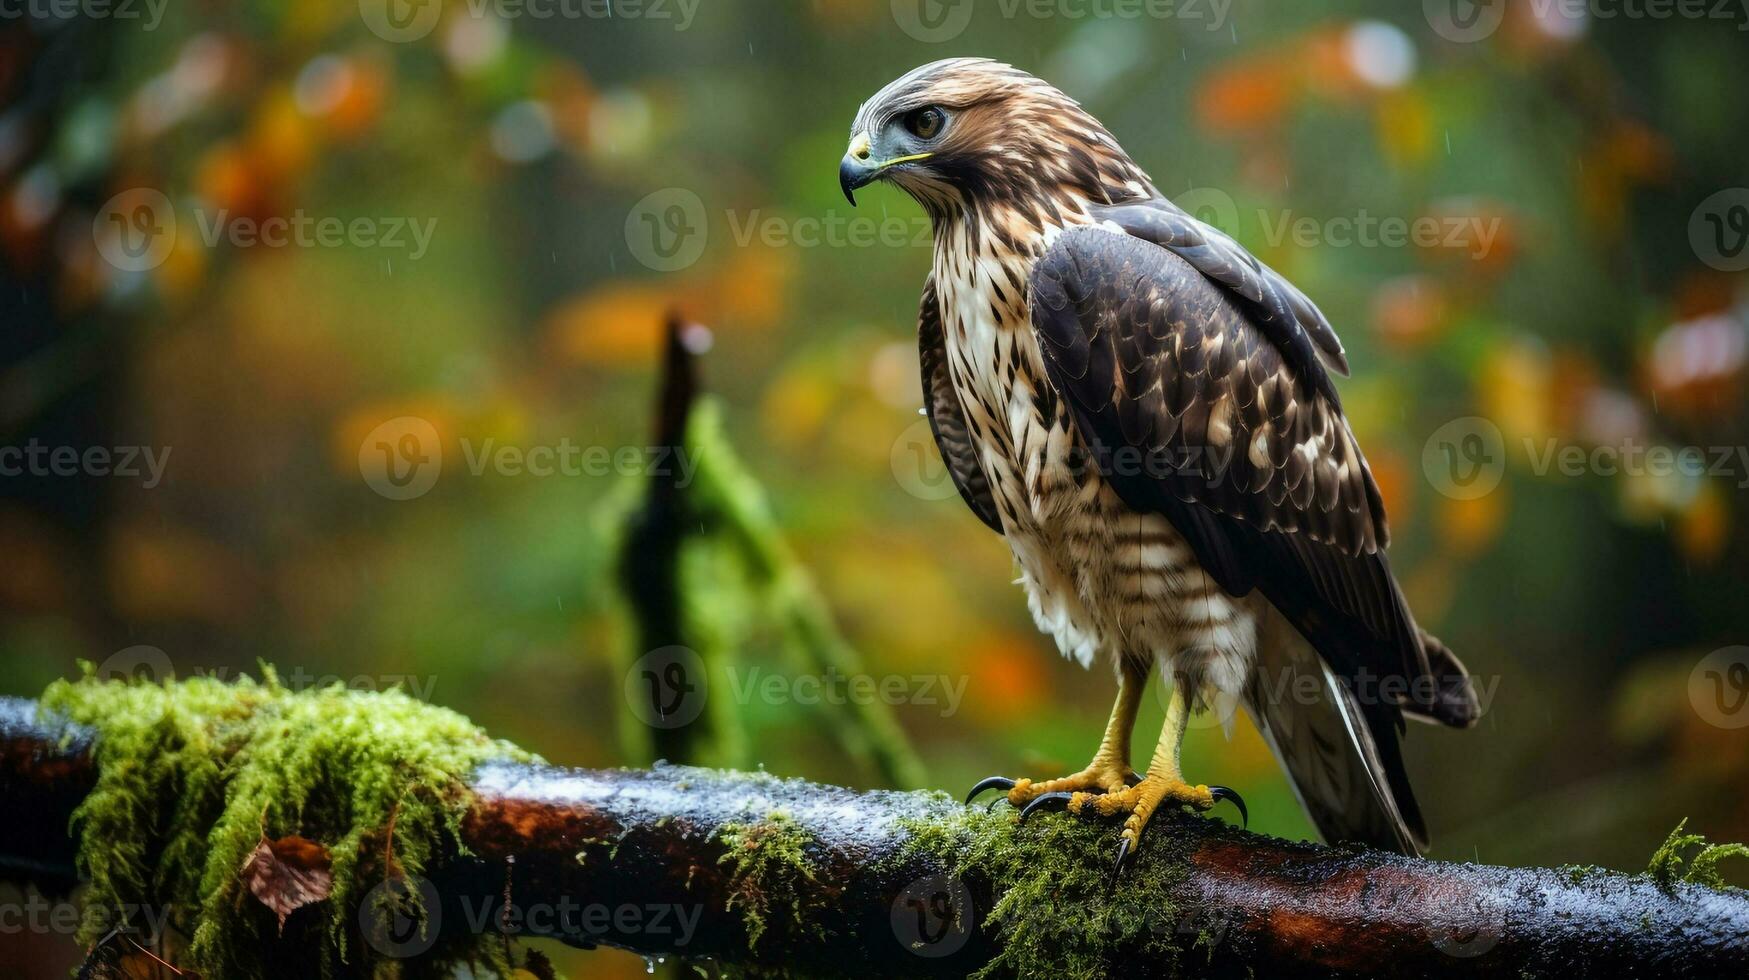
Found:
[841,59,1480,868]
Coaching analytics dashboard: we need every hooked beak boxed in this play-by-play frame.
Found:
[839,131,877,206]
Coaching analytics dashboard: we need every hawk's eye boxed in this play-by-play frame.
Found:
[905,106,945,141]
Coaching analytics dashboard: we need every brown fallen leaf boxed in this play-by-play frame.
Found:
[240,834,334,933]
[78,933,195,979]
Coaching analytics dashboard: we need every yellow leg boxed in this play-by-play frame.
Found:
[998,658,1146,805]
[1064,684,1218,848]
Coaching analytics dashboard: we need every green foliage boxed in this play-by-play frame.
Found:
[1646,818,1749,891]
[40,667,533,978]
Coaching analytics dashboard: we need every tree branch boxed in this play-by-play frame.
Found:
[3,695,1744,978]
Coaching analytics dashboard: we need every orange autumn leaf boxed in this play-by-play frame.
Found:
[195,142,262,218]
[964,636,1049,724]
[1370,275,1448,351]
[1677,485,1729,566]
[332,399,458,478]
[110,523,259,623]
[703,244,793,329]
[246,89,316,189]
[543,283,674,367]
[1437,487,1507,558]
[1195,59,1292,133]
[1367,447,1412,530]
[323,60,389,139]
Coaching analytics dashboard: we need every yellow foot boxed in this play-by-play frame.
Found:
[1069,777,1215,847]
[963,766,1135,809]
[1009,775,1249,878]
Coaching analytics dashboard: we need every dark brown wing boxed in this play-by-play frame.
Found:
[1029,224,1435,849]
[918,274,1001,533]
[1092,199,1350,397]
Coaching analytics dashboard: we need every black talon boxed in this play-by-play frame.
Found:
[1209,785,1248,828]
[1111,837,1134,884]
[1017,791,1074,822]
[965,776,1015,805]
[1123,770,1143,787]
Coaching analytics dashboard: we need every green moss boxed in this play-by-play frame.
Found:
[41,665,533,978]
[1646,818,1749,892]
[715,810,822,949]
[894,792,1204,979]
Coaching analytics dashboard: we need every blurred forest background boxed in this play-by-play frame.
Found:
[2,0,1748,975]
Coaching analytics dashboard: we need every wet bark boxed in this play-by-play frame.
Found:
[3,696,1745,979]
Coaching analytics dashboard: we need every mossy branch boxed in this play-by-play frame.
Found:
[4,694,1748,979]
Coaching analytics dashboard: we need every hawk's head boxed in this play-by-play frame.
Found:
[840,58,1152,219]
